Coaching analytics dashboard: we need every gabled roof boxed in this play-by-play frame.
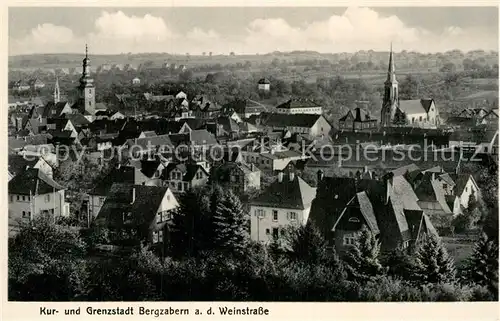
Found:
[65,113,91,126]
[42,101,70,118]
[8,168,64,195]
[96,183,170,227]
[413,172,452,213]
[164,163,208,182]
[189,129,218,146]
[391,164,420,177]
[251,112,326,129]
[454,174,477,196]
[276,98,321,109]
[399,99,434,115]
[258,78,271,84]
[250,174,316,210]
[90,165,150,196]
[333,191,380,234]
[8,155,45,176]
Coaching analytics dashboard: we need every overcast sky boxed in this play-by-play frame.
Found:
[8,7,499,56]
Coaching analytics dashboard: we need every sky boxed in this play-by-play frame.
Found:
[8,7,499,56]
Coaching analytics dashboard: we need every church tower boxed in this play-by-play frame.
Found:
[78,44,95,115]
[380,44,399,127]
[53,76,60,103]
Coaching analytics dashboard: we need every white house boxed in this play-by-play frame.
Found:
[8,168,69,236]
[454,174,480,209]
[398,99,440,128]
[249,172,316,244]
[258,78,271,91]
[132,77,141,85]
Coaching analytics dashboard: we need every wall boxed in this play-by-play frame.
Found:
[459,178,478,208]
[310,116,332,137]
[249,204,309,244]
[9,190,67,228]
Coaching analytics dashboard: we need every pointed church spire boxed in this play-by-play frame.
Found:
[54,76,60,103]
[386,42,397,83]
[85,43,88,59]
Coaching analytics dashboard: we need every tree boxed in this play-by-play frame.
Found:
[287,223,337,265]
[463,233,499,297]
[342,225,385,282]
[8,215,88,300]
[413,233,456,285]
[382,248,416,282]
[440,62,457,73]
[211,188,249,256]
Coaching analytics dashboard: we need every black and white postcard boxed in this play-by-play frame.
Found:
[2,2,499,320]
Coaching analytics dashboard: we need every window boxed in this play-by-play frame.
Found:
[443,183,448,189]
[256,209,265,218]
[159,230,164,242]
[156,213,161,224]
[152,231,159,243]
[272,228,279,239]
[272,210,278,221]
[45,194,51,202]
[289,212,297,221]
[183,182,189,191]
[419,116,422,121]
[17,195,20,201]
[178,182,183,191]
[412,117,415,123]
[22,196,26,201]
[343,235,356,246]
[348,217,360,223]
[465,187,468,192]
[22,211,26,218]
[265,229,270,235]
[88,101,91,107]
[100,197,105,204]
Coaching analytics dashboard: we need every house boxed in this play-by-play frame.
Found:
[132,77,141,85]
[223,99,267,119]
[339,107,378,131]
[249,172,316,243]
[257,150,306,171]
[249,112,332,138]
[258,78,271,91]
[453,174,480,209]
[29,78,45,90]
[192,98,222,119]
[11,80,31,92]
[95,110,125,120]
[8,168,69,236]
[212,161,261,194]
[275,98,322,115]
[308,174,439,254]
[408,171,455,219]
[163,162,210,193]
[94,183,179,246]
[8,154,54,178]
[89,165,154,218]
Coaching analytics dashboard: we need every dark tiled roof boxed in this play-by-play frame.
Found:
[42,101,70,118]
[65,113,91,126]
[391,164,420,177]
[258,78,271,84]
[253,112,325,128]
[8,168,64,195]
[96,183,169,228]
[90,165,150,196]
[164,163,208,182]
[8,155,42,176]
[250,174,316,210]
[454,174,473,196]
[276,98,321,109]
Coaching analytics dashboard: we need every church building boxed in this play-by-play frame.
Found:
[380,45,440,128]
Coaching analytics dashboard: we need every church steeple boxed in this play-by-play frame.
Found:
[386,42,397,85]
[381,43,399,127]
[53,76,60,103]
[77,44,95,115]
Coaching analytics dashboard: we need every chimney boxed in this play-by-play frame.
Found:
[289,171,295,181]
[131,187,136,204]
[278,171,284,182]
[317,169,324,182]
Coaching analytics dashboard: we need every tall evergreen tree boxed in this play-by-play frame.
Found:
[342,225,385,282]
[464,233,499,296]
[413,233,456,285]
[211,188,249,255]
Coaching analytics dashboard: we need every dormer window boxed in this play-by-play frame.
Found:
[348,217,360,223]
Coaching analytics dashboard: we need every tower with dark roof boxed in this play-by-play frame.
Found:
[53,76,60,103]
[381,43,399,127]
[77,44,95,115]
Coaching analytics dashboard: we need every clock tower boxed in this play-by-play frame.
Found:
[78,44,95,115]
